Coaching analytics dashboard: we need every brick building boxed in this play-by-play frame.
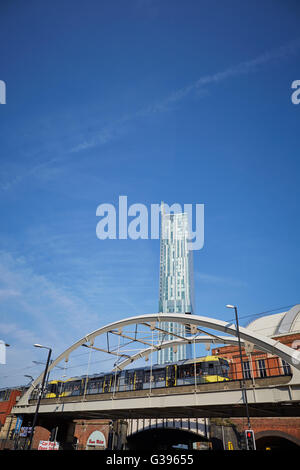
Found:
[0,388,22,429]
[212,304,300,449]
[73,419,111,450]
[213,305,300,381]
[0,388,24,449]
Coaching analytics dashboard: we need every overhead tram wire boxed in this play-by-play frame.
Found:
[225,304,296,324]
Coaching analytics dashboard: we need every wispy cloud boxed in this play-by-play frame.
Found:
[0,153,62,192]
[36,37,300,154]
[1,37,300,192]
[0,322,37,346]
[68,124,123,154]
[145,37,300,113]
[0,246,157,387]
[0,251,99,348]
[0,250,111,386]
[0,288,20,299]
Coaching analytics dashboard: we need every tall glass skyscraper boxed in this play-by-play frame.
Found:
[158,203,195,364]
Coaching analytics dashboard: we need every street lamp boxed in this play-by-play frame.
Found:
[226,305,251,430]
[33,360,64,369]
[32,359,64,387]
[27,344,52,450]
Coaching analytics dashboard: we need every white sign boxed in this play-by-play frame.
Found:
[38,440,59,450]
[86,431,106,449]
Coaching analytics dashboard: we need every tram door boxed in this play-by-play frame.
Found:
[103,374,112,393]
[166,365,177,387]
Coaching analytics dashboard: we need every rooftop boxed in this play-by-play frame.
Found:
[246,304,300,338]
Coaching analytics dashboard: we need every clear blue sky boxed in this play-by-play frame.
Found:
[0,0,300,387]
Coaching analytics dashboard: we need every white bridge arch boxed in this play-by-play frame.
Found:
[18,313,300,406]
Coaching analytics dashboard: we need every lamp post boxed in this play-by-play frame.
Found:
[32,359,64,388]
[226,305,251,430]
[27,344,52,450]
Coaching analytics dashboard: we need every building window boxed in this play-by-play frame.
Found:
[281,359,292,375]
[242,361,252,379]
[257,359,267,378]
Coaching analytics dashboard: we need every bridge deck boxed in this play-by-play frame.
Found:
[13,374,300,420]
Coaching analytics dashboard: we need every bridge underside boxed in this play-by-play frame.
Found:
[126,427,209,451]
[23,401,300,424]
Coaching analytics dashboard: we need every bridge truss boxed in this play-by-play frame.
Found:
[16,313,300,408]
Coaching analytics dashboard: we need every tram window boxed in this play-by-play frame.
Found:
[220,359,229,367]
[201,362,216,375]
[220,360,229,371]
[178,365,194,378]
[49,383,57,395]
[125,372,135,385]
[209,362,219,373]
[65,380,81,395]
[97,380,104,392]
[64,382,73,393]
[104,375,112,386]
[87,381,99,394]
[135,371,144,390]
[153,369,166,382]
[144,371,150,382]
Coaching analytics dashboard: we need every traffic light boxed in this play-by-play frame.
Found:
[245,429,256,450]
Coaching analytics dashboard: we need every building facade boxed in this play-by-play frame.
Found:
[0,388,22,431]
[212,305,300,382]
[158,204,195,364]
[212,305,300,450]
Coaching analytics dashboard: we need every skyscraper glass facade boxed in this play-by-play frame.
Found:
[157,205,195,364]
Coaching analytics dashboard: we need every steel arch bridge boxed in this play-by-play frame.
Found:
[17,312,300,407]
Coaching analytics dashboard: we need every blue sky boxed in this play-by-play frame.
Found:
[0,0,300,387]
